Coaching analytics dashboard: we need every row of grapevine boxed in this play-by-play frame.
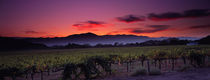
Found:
[0,45,210,80]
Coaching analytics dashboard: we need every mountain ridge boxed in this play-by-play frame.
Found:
[19,32,199,47]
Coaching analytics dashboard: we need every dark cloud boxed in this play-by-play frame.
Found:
[189,24,210,29]
[126,25,170,34]
[73,21,105,27]
[86,21,105,25]
[72,24,83,27]
[148,25,170,28]
[116,15,145,23]
[184,9,210,18]
[25,30,41,34]
[148,12,182,21]
[148,9,210,21]
[106,25,170,35]
[106,31,120,35]
[25,31,38,34]
[72,20,106,31]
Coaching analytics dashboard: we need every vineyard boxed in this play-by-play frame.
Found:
[0,45,210,80]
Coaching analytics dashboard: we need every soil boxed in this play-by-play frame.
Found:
[103,67,210,80]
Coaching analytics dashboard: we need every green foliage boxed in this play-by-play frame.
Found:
[62,56,111,79]
[188,49,206,67]
[0,45,210,79]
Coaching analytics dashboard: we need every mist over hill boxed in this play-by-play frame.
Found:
[23,32,200,47]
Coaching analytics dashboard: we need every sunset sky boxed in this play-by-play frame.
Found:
[0,0,210,38]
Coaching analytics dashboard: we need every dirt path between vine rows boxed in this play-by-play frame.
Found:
[103,67,210,80]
